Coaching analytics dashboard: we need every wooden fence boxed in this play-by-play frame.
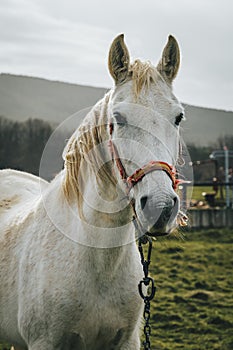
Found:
[188,208,233,228]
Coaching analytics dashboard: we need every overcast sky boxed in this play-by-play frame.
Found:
[0,0,232,111]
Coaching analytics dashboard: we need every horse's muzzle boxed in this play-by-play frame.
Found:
[139,195,179,236]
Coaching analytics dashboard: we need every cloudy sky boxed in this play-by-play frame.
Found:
[0,0,232,111]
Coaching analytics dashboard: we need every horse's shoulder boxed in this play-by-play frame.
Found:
[0,169,48,221]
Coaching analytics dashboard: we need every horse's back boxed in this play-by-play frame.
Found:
[0,169,48,227]
[0,169,48,348]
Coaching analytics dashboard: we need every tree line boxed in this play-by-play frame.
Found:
[0,116,53,175]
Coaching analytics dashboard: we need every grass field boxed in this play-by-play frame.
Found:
[1,228,233,350]
[149,228,233,349]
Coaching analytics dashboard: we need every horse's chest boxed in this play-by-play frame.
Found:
[72,275,141,348]
[76,302,132,349]
[79,279,139,323]
[79,314,125,349]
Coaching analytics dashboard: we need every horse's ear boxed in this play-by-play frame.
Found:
[157,35,180,84]
[108,34,130,84]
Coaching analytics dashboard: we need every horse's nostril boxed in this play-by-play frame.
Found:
[173,196,179,211]
[140,196,148,211]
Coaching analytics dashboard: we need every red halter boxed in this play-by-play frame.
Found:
[108,122,182,194]
[108,139,181,193]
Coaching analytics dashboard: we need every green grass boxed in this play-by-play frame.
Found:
[148,228,233,349]
[1,229,233,350]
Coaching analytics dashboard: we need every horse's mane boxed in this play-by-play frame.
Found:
[129,59,160,97]
[62,93,117,213]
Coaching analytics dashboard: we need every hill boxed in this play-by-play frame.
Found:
[0,74,232,146]
[0,74,107,124]
[183,104,233,146]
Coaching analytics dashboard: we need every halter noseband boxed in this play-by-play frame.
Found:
[108,122,181,194]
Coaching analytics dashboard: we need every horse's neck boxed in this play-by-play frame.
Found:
[78,165,135,248]
[42,170,134,250]
[40,177,138,279]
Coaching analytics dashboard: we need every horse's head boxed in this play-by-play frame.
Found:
[107,34,185,236]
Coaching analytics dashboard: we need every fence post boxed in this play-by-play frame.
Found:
[224,147,230,207]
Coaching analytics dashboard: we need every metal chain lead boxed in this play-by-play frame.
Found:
[138,236,156,350]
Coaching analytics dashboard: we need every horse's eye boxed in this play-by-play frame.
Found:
[175,113,184,126]
[114,113,127,126]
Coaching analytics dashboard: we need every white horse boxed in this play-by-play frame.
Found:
[0,34,186,350]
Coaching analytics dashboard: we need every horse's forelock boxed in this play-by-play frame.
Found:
[129,60,160,97]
